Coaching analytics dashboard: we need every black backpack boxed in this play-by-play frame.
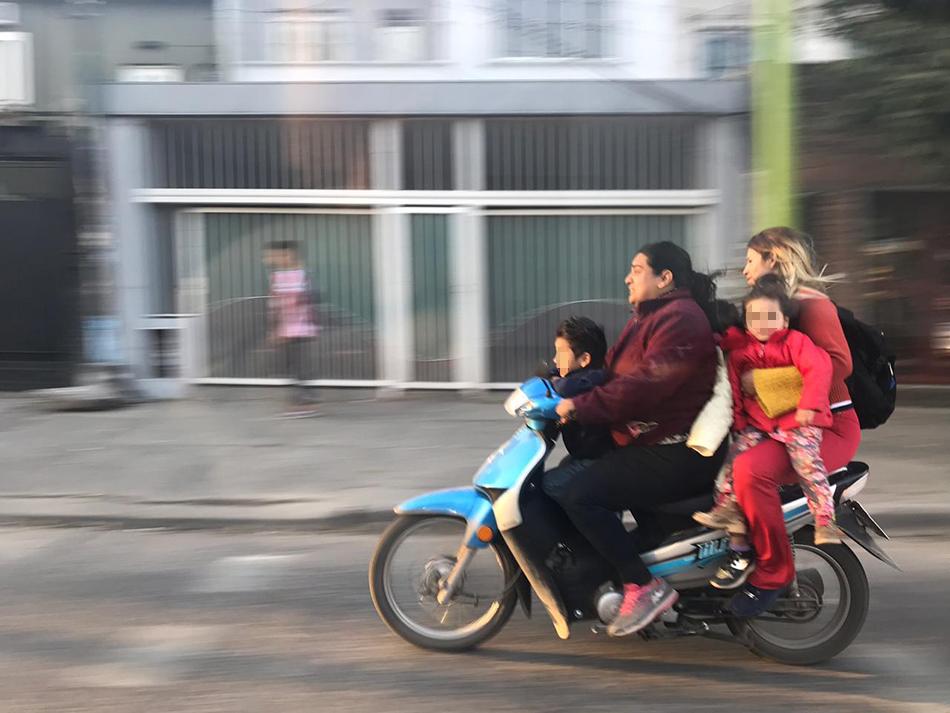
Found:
[835,305,896,429]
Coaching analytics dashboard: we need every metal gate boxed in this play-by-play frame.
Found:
[486,212,692,382]
[194,211,377,381]
[0,140,79,390]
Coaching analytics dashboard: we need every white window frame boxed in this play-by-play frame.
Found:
[699,27,750,79]
[498,0,611,60]
[264,9,353,64]
[375,8,428,63]
[0,31,33,106]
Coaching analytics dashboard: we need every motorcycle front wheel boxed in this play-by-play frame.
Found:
[369,515,519,651]
[728,527,870,665]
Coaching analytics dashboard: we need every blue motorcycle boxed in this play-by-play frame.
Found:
[369,377,897,665]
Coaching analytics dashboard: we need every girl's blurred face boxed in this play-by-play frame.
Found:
[745,296,789,342]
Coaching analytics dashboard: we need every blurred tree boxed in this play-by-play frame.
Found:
[812,0,950,179]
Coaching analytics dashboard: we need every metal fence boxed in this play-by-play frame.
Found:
[148,119,371,190]
[485,116,699,191]
[145,115,724,389]
[403,120,454,190]
[485,212,691,382]
[202,211,377,381]
[410,213,452,382]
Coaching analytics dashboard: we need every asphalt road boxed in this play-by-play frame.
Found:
[0,526,947,712]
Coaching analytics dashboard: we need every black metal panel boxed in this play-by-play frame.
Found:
[403,119,453,190]
[149,119,371,190]
[485,116,699,190]
[0,140,79,390]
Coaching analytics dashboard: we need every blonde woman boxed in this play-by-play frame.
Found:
[725,227,861,618]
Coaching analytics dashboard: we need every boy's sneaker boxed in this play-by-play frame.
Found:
[607,578,679,638]
[709,549,756,590]
[814,524,843,546]
[692,502,747,534]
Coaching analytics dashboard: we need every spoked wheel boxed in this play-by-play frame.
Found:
[728,527,870,665]
[369,515,519,651]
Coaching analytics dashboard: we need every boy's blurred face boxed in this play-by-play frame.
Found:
[553,337,590,377]
[745,296,789,342]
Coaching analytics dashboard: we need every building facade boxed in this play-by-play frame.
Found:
[9,0,756,395]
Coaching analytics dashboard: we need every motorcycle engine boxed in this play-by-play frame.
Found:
[594,582,622,623]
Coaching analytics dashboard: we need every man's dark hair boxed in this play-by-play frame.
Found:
[556,316,607,369]
[743,273,798,320]
[638,241,722,331]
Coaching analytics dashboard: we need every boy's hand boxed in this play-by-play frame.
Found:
[555,399,576,424]
[795,408,817,426]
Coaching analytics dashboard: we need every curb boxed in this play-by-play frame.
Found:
[0,505,946,536]
[896,385,950,409]
[0,508,397,534]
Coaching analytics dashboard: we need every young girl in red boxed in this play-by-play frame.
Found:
[693,274,839,590]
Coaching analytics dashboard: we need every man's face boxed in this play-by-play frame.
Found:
[745,296,789,342]
[624,253,670,306]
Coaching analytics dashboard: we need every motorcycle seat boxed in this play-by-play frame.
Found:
[643,461,870,550]
[654,461,869,518]
[779,460,869,506]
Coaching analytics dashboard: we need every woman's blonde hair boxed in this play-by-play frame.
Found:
[747,227,842,295]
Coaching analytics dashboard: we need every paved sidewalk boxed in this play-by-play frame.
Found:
[0,388,947,534]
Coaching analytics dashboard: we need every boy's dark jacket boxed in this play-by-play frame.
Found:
[552,367,615,460]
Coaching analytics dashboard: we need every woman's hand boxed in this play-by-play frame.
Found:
[740,370,756,396]
[795,408,817,426]
[555,399,576,424]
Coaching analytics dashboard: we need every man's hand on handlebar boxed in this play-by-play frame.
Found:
[556,399,576,424]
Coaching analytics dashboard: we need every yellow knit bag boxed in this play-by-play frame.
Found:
[753,366,803,418]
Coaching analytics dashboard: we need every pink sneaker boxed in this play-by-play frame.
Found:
[607,578,679,637]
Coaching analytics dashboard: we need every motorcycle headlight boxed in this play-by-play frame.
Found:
[503,388,533,417]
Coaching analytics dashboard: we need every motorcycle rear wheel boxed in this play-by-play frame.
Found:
[727,527,870,665]
[369,515,519,652]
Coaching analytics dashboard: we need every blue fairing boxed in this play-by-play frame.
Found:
[473,426,548,490]
[395,487,497,549]
[519,377,562,421]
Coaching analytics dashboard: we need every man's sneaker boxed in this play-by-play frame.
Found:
[607,578,678,637]
[692,503,747,534]
[728,584,784,619]
[709,549,756,590]
[814,524,843,546]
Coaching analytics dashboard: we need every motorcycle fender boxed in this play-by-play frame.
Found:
[395,487,497,549]
[836,501,901,571]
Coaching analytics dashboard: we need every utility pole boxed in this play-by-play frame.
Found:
[752,0,796,228]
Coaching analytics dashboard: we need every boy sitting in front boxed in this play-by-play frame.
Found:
[543,317,615,498]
